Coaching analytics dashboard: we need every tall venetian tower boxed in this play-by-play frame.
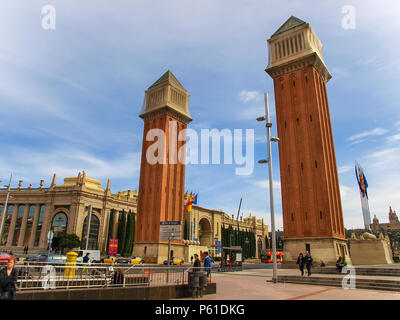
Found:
[133,70,191,264]
[265,17,351,265]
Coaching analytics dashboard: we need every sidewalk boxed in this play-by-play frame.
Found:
[179,268,400,300]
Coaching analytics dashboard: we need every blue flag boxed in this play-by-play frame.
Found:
[192,194,198,205]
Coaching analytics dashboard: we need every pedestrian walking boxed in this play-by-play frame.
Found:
[296,253,305,276]
[113,269,124,286]
[304,251,313,276]
[193,254,201,271]
[82,252,90,275]
[83,253,90,263]
[203,251,212,276]
[191,254,202,298]
[190,256,194,264]
[0,257,18,300]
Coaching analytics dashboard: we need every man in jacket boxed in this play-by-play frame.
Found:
[203,252,212,276]
[304,251,313,276]
[83,253,90,263]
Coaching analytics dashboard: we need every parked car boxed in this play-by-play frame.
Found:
[45,254,67,265]
[163,257,184,265]
[102,255,117,264]
[24,254,48,263]
[117,256,144,264]
[131,256,145,264]
[0,252,16,265]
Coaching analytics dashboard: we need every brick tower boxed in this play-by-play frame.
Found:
[265,17,351,265]
[133,70,191,263]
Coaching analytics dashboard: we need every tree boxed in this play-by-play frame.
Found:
[122,212,135,257]
[117,211,127,255]
[59,234,81,253]
[184,219,188,240]
[106,210,114,253]
[265,235,270,249]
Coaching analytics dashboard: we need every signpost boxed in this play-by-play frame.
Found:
[160,221,181,283]
[160,221,181,240]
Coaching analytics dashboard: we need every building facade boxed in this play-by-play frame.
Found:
[0,172,269,260]
[371,207,400,233]
[265,16,350,265]
[184,205,268,259]
[0,172,137,254]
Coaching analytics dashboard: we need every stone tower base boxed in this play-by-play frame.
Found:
[282,237,352,267]
[133,242,186,264]
[349,239,393,265]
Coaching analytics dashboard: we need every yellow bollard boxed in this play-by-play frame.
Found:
[64,251,78,279]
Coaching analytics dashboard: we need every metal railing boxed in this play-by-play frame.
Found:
[14,262,211,291]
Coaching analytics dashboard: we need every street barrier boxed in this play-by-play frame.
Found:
[15,262,212,291]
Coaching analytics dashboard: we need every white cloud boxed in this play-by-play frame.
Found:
[250,179,281,190]
[347,128,388,143]
[0,147,141,190]
[338,165,352,174]
[239,90,263,103]
[387,133,400,143]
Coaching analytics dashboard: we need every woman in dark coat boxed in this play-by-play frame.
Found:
[296,253,305,276]
[0,257,18,300]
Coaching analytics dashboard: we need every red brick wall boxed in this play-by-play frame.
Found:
[273,66,345,240]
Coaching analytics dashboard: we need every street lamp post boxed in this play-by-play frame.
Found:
[257,92,279,283]
[0,174,13,246]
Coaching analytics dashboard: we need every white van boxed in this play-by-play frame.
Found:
[73,250,101,263]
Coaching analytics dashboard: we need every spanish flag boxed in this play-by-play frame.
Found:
[185,192,194,213]
[184,191,188,202]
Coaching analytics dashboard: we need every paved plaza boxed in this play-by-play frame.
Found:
[180,268,400,300]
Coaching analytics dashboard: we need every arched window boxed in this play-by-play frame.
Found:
[81,214,100,250]
[51,212,68,239]
[257,238,263,258]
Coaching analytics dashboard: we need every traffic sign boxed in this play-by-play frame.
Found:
[160,221,181,240]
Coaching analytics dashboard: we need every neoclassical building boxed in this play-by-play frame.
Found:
[0,172,269,259]
[0,172,137,254]
[371,207,400,233]
[183,205,269,259]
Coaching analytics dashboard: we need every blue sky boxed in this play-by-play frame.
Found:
[1,0,400,230]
